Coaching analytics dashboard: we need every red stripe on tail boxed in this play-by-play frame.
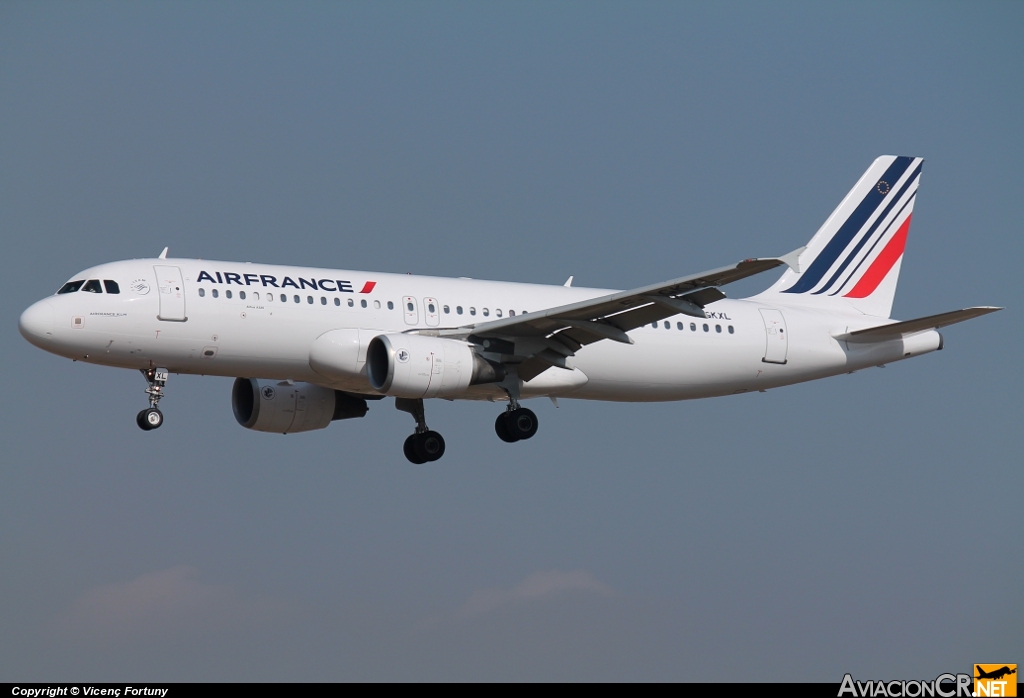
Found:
[844,214,911,299]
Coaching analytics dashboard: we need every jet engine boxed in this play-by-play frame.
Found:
[232,377,369,434]
[308,328,376,386]
[366,334,503,398]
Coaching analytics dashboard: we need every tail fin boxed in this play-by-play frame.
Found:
[759,155,924,318]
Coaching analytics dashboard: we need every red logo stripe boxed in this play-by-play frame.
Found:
[844,214,911,299]
[359,281,376,294]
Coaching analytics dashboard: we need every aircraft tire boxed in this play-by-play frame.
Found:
[137,408,162,431]
[404,434,427,464]
[508,408,538,440]
[495,412,519,443]
[416,431,446,462]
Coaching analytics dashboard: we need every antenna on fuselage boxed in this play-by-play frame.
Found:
[563,276,573,287]
[158,247,168,259]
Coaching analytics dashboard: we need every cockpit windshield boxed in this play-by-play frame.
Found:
[57,280,85,294]
[56,278,122,295]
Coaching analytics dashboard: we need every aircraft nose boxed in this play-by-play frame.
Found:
[19,299,55,347]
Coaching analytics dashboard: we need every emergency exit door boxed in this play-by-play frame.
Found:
[402,296,419,325]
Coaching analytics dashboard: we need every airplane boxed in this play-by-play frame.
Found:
[19,156,1001,463]
[975,666,1016,681]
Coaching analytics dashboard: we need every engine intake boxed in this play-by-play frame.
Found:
[232,378,369,434]
[366,334,503,398]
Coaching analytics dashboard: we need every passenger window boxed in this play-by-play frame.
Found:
[457,306,463,315]
[198,288,206,297]
[226,290,233,299]
[677,322,683,330]
[82,279,102,293]
[334,298,340,306]
[348,299,354,307]
[728,325,734,334]
[320,297,327,305]
[651,322,657,329]
[469,307,476,316]
[716,324,721,333]
[213,289,220,298]
[293,295,300,303]
[428,302,436,313]
[443,305,450,314]
[307,296,313,304]
[703,323,709,332]
[267,293,273,302]
[57,280,85,294]
[374,300,381,309]
[690,323,696,331]
[483,308,489,317]
[509,310,515,317]
[103,280,120,294]
[664,321,670,329]
[407,302,414,312]
[280,294,287,302]
[496,309,502,317]
[387,301,394,310]
[252,292,259,300]
[361,299,367,308]
[239,291,246,300]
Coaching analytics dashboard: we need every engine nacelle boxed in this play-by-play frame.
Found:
[232,378,369,434]
[308,328,376,384]
[366,334,503,398]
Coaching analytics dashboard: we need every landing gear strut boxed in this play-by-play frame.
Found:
[495,376,539,443]
[395,397,445,464]
[137,367,168,431]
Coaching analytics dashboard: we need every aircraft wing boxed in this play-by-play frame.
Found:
[835,306,1002,343]
[439,250,800,381]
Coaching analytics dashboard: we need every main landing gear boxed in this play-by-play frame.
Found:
[137,367,168,431]
[392,381,540,462]
[396,397,446,464]
[494,373,539,443]
[494,404,539,443]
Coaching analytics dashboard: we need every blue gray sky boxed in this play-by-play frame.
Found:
[1,1,1021,681]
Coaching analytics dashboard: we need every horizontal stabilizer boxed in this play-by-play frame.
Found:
[836,306,1002,343]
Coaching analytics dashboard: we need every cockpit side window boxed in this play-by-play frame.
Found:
[103,280,120,294]
[57,280,85,294]
[82,279,103,293]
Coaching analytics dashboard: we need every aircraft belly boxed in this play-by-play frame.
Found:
[570,330,765,401]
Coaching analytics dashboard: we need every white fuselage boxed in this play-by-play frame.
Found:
[19,258,941,402]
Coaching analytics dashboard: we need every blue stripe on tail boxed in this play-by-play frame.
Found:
[814,162,922,295]
[783,156,914,294]
[829,191,917,296]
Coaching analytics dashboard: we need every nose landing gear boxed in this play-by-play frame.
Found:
[137,368,168,431]
[396,397,446,464]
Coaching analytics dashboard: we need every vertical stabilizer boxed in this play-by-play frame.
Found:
[758,155,923,318]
